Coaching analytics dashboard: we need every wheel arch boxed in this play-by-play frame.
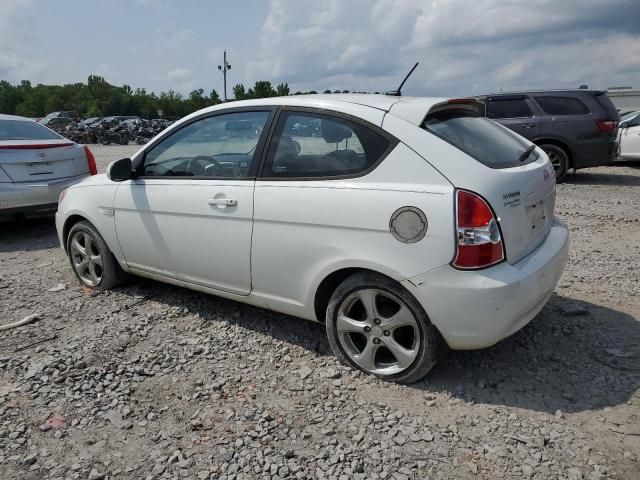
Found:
[313,266,405,323]
[533,137,574,168]
[62,214,90,253]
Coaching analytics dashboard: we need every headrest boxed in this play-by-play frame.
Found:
[321,120,352,143]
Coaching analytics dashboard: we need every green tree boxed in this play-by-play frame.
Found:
[233,84,248,100]
[276,82,290,96]
[208,89,221,104]
[250,81,276,99]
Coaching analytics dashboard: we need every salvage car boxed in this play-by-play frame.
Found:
[478,90,620,181]
[55,95,569,383]
[0,114,97,218]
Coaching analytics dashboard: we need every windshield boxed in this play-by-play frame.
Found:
[0,120,61,141]
[620,111,639,122]
[423,108,539,168]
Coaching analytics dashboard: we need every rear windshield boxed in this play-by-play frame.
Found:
[423,108,539,169]
[0,120,61,141]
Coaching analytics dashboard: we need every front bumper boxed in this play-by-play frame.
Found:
[0,175,88,216]
[403,218,569,350]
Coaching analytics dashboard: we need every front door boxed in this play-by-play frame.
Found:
[113,108,273,295]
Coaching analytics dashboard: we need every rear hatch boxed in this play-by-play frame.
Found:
[0,139,89,183]
[420,100,556,264]
[0,118,89,183]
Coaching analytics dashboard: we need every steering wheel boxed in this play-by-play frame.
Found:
[186,155,219,176]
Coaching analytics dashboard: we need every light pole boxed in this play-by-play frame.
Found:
[218,50,231,101]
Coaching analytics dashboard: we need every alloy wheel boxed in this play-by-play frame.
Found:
[547,150,561,172]
[69,231,103,287]
[336,288,420,376]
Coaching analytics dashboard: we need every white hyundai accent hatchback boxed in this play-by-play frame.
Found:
[56,95,569,383]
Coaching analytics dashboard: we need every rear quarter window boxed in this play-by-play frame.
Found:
[535,96,590,115]
[423,108,539,169]
[264,111,394,178]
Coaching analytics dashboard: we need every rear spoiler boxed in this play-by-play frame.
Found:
[426,99,486,119]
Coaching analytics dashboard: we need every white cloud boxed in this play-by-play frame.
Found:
[249,0,640,95]
[0,0,43,82]
[167,68,192,81]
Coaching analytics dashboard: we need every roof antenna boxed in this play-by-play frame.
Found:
[385,62,419,96]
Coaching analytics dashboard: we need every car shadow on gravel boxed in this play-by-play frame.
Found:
[420,294,640,414]
[112,279,331,356]
[116,279,639,415]
[0,216,60,253]
[565,169,640,186]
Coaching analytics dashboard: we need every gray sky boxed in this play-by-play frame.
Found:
[1,0,639,97]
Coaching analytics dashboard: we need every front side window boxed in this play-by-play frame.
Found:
[424,108,539,169]
[487,98,532,119]
[264,111,392,178]
[535,96,589,115]
[0,120,61,140]
[142,111,270,178]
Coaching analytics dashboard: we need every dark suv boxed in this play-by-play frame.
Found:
[478,90,620,181]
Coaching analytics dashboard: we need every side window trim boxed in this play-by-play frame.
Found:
[132,106,277,180]
[257,106,399,181]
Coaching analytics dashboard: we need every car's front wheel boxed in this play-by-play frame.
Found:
[326,272,444,383]
[67,221,126,290]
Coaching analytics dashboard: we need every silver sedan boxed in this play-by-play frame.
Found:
[0,114,97,218]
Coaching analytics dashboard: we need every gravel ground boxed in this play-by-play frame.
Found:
[1,145,639,480]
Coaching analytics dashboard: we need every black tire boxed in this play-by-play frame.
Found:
[326,271,444,384]
[540,144,569,182]
[66,221,127,290]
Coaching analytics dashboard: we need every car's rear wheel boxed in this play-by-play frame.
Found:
[67,221,126,290]
[540,144,569,182]
[326,271,443,383]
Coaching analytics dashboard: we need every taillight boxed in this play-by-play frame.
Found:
[453,190,505,270]
[58,189,67,204]
[595,120,618,133]
[84,145,97,175]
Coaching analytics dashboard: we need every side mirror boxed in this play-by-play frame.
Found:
[107,157,134,182]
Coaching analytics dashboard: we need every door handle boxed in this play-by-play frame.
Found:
[520,124,535,128]
[208,198,237,206]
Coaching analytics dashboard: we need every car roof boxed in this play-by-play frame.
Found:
[185,94,451,126]
[479,89,603,98]
[0,114,34,122]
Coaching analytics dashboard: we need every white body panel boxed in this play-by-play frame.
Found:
[55,95,569,351]
[113,179,254,295]
[619,123,640,159]
[55,175,122,261]
[252,142,454,319]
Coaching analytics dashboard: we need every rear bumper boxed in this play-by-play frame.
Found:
[0,175,88,216]
[403,218,569,350]
[573,140,618,169]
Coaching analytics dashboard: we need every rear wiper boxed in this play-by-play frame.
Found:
[518,144,536,163]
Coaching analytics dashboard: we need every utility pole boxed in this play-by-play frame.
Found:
[218,50,231,101]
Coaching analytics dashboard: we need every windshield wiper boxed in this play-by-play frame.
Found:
[518,145,536,163]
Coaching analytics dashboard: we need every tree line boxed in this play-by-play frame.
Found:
[0,75,366,120]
